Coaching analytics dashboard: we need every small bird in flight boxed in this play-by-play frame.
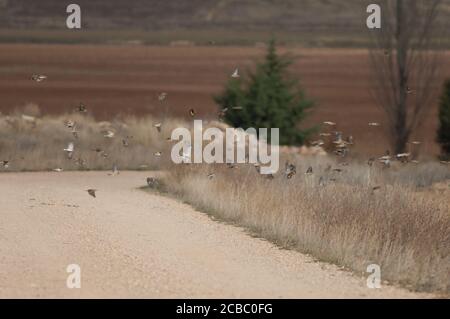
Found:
[109,164,119,176]
[310,140,325,147]
[189,108,196,117]
[147,177,159,188]
[86,189,97,198]
[154,123,162,133]
[154,151,162,157]
[65,120,75,129]
[368,122,381,127]
[323,121,336,126]
[53,168,63,172]
[285,162,297,179]
[305,166,313,175]
[231,68,240,78]
[1,160,9,168]
[181,145,192,162]
[31,74,47,82]
[64,142,74,159]
[103,130,115,138]
[319,132,331,137]
[158,92,167,102]
[77,103,87,113]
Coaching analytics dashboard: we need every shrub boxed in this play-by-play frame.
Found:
[214,39,315,145]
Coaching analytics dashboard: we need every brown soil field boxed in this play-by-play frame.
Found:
[1,43,449,156]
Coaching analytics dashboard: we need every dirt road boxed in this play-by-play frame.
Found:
[0,172,428,298]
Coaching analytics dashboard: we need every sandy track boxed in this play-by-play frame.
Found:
[0,171,428,298]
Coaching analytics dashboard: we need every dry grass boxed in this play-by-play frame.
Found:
[0,105,186,171]
[163,158,450,294]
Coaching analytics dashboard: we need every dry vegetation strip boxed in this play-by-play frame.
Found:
[0,105,180,172]
[162,161,450,294]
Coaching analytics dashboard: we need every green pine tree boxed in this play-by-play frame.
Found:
[437,79,450,159]
[214,39,315,146]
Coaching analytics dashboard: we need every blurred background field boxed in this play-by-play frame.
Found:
[1,44,450,156]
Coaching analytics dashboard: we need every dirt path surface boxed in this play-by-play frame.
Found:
[0,171,429,298]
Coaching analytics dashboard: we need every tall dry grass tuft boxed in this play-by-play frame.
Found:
[0,108,187,171]
[163,160,450,293]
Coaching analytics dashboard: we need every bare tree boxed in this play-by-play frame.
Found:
[369,0,444,154]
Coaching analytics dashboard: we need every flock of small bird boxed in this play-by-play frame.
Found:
[2,70,449,198]
[2,69,244,198]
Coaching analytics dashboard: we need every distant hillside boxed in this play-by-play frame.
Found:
[0,0,449,46]
[0,0,371,31]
